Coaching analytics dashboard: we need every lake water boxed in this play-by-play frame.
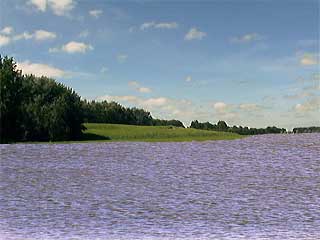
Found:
[1,134,319,240]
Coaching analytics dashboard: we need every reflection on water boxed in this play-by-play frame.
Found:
[0,134,319,240]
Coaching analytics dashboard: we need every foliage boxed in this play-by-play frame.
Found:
[0,56,24,142]
[190,120,287,135]
[0,55,84,142]
[293,126,320,133]
[81,100,184,127]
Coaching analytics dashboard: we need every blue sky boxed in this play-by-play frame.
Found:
[0,0,319,129]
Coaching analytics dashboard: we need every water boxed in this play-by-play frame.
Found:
[0,134,319,240]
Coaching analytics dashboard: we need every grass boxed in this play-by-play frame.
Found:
[82,123,244,142]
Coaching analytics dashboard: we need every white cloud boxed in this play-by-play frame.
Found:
[0,35,10,47]
[28,0,46,12]
[97,95,169,108]
[230,33,263,43]
[185,75,192,82]
[239,103,262,111]
[213,102,228,112]
[295,97,320,112]
[143,97,168,107]
[140,21,178,30]
[48,0,75,16]
[185,28,207,41]
[10,30,56,42]
[1,26,13,35]
[128,81,139,87]
[27,0,75,16]
[140,22,155,30]
[17,60,66,78]
[300,54,318,66]
[154,22,178,29]
[34,30,56,40]
[128,81,152,93]
[50,41,93,54]
[96,95,140,104]
[138,87,152,93]
[117,54,128,63]
[89,9,103,18]
[13,32,33,41]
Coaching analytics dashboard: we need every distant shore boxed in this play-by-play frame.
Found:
[81,123,244,142]
[16,123,244,143]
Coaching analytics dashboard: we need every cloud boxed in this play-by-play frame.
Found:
[117,54,128,63]
[140,22,155,30]
[239,103,262,111]
[13,32,33,41]
[213,102,228,113]
[284,92,315,100]
[128,81,139,87]
[140,21,178,30]
[1,26,13,35]
[50,41,93,54]
[28,0,46,12]
[300,54,318,66]
[128,81,152,93]
[137,87,152,93]
[0,35,10,47]
[17,60,66,78]
[27,0,75,16]
[295,97,320,112]
[34,30,56,40]
[185,28,207,41]
[143,97,168,107]
[185,75,192,82]
[1,29,57,48]
[89,9,103,18]
[48,0,75,16]
[9,29,56,42]
[230,33,263,43]
[97,95,175,110]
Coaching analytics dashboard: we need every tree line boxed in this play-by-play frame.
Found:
[293,127,320,133]
[190,120,287,135]
[81,100,184,127]
[0,56,183,143]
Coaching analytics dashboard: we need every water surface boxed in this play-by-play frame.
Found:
[1,134,319,239]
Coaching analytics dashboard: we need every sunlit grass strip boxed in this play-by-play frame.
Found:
[82,123,244,142]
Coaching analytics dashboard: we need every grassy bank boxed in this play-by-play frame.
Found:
[82,123,243,142]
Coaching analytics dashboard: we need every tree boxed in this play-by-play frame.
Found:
[0,56,24,142]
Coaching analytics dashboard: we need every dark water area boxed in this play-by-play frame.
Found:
[0,134,319,240]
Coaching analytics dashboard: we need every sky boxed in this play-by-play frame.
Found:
[0,0,319,129]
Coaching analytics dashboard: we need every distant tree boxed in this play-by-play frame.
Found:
[189,119,287,135]
[217,120,228,131]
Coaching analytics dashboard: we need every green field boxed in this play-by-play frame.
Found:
[82,123,243,142]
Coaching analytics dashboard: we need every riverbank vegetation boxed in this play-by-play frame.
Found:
[293,127,320,133]
[190,120,287,135]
